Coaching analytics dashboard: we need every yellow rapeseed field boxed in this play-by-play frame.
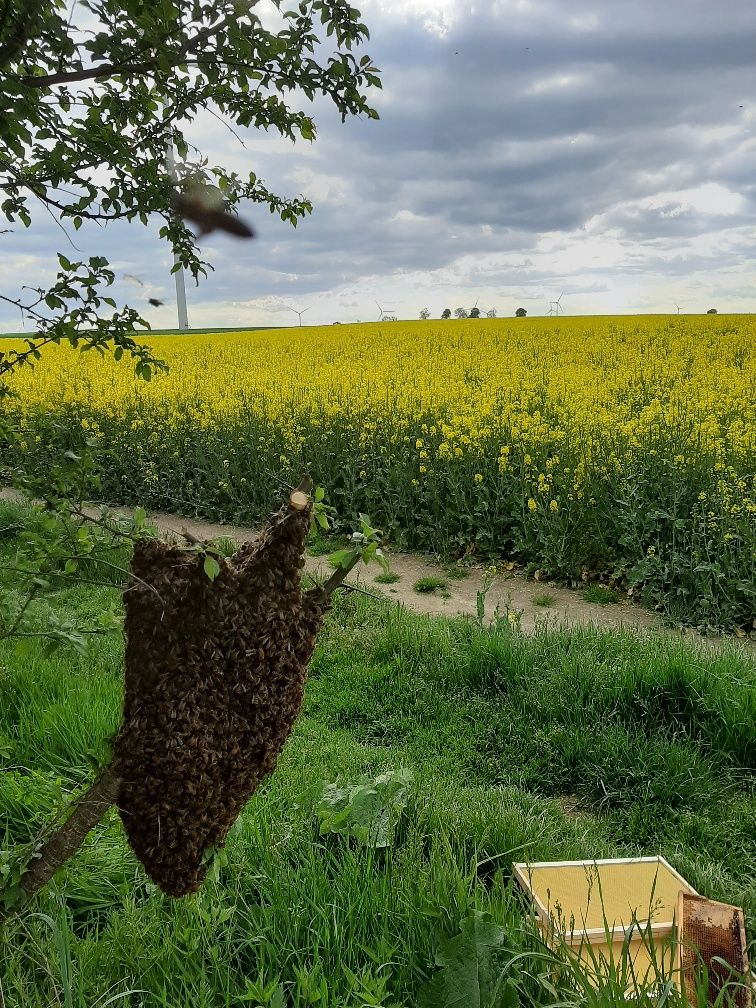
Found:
[10,315,755,452]
[5,315,755,628]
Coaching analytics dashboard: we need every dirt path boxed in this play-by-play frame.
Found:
[145,510,672,638]
[4,489,747,647]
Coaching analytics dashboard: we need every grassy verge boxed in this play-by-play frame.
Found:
[0,516,754,1006]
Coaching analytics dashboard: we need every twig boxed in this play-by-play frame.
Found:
[336,582,382,601]
[9,629,111,639]
[17,8,241,88]
[66,505,142,544]
[167,526,202,545]
[316,552,363,600]
[6,552,165,606]
[76,555,164,602]
[3,585,38,637]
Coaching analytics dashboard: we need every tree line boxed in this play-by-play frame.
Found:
[419,307,528,319]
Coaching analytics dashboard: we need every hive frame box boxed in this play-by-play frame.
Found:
[513,856,700,991]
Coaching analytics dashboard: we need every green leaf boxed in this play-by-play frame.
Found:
[315,769,412,849]
[203,555,221,581]
[419,912,518,1008]
[373,547,390,575]
[328,548,355,570]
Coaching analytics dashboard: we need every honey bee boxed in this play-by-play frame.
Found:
[172,181,255,239]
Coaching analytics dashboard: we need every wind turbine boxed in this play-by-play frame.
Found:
[673,301,682,315]
[287,305,311,327]
[548,292,564,316]
[375,300,396,322]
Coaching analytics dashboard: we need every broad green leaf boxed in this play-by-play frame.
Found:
[203,555,221,581]
[328,548,355,570]
[419,912,518,1008]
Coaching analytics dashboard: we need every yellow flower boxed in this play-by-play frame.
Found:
[527,498,537,511]
[549,499,558,512]
[474,473,483,483]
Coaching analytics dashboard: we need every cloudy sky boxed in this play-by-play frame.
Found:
[3,0,756,329]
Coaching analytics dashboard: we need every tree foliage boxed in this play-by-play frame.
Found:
[454,308,467,319]
[468,307,480,319]
[0,0,381,281]
[441,308,451,319]
[0,0,381,645]
[515,307,527,317]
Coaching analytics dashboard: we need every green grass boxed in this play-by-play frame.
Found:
[532,593,557,607]
[0,512,754,1006]
[582,585,623,605]
[374,571,401,585]
[307,529,345,558]
[443,562,471,581]
[413,575,448,594]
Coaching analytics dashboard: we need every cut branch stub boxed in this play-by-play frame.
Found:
[113,488,328,896]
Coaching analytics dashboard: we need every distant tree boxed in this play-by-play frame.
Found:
[515,307,527,317]
[419,308,430,320]
[441,308,451,319]
[469,307,481,319]
[485,308,497,318]
[454,308,468,319]
[707,308,718,314]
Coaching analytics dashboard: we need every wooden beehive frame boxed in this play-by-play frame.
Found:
[677,892,752,1008]
[513,856,698,945]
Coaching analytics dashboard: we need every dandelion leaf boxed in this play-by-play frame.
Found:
[419,911,519,1008]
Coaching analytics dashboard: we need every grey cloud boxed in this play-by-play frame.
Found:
[3,0,756,326]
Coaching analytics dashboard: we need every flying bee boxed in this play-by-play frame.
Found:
[172,180,255,239]
[148,298,165,308]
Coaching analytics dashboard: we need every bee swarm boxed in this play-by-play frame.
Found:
[113,493,327,896]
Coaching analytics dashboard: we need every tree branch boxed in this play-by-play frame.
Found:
[11,764,120,915]
[17,9,241,89]
[317,552,363,600]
